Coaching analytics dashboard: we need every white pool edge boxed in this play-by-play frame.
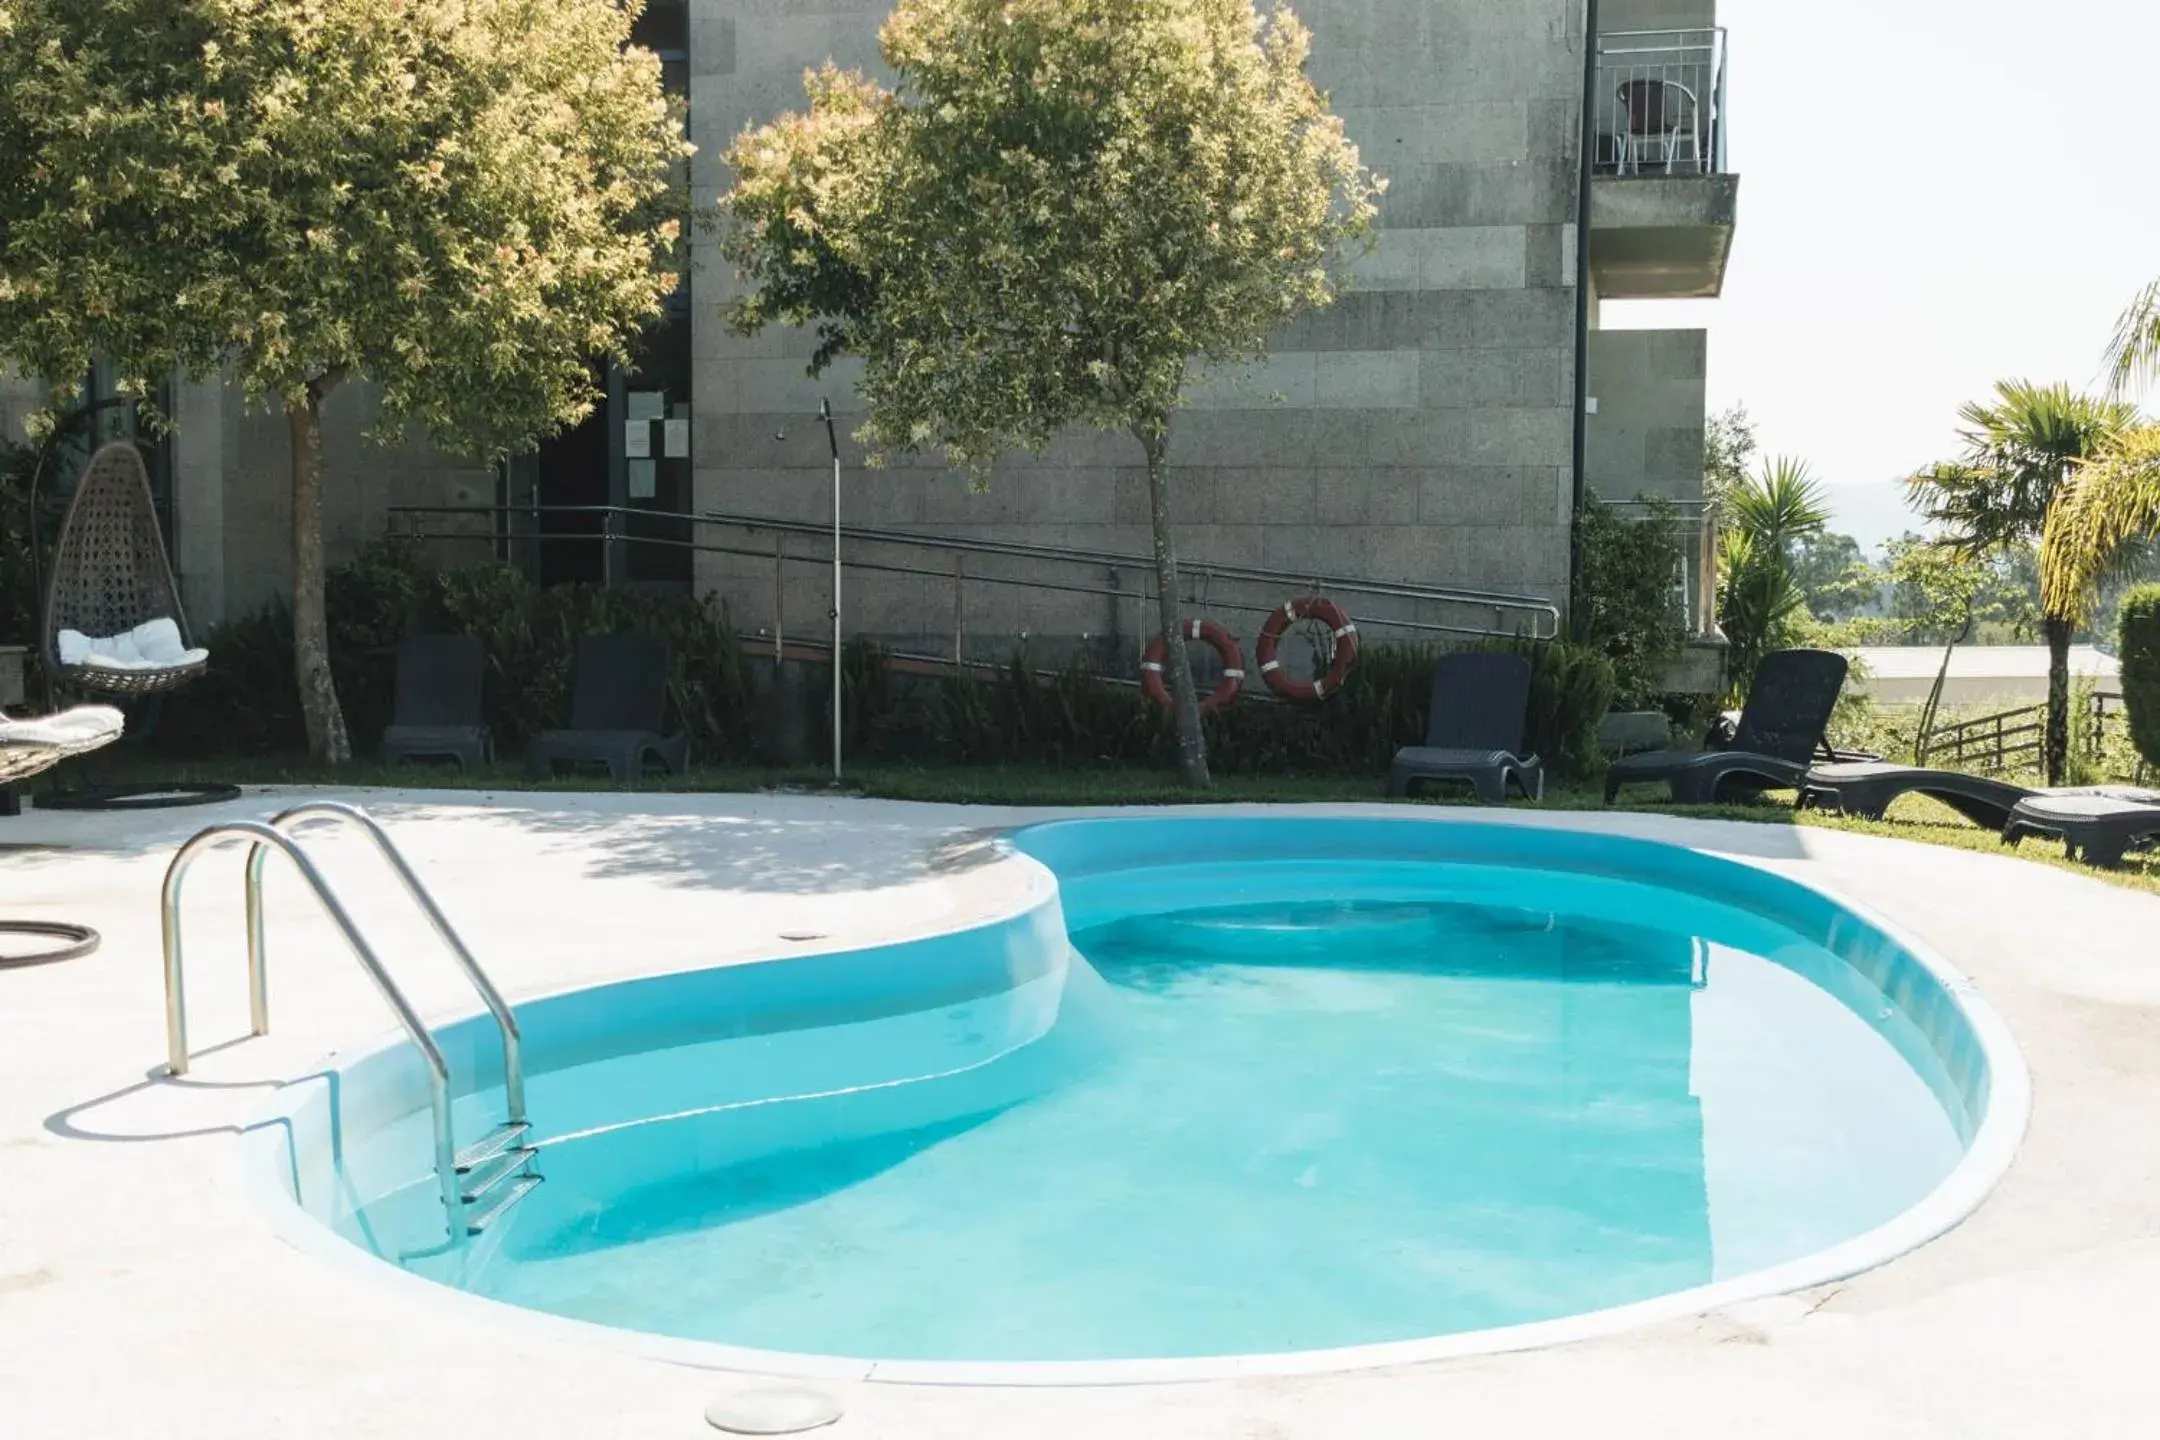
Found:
[239,814,2034,1389]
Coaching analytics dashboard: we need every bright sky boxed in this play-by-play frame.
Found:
[1601,0,2160,554]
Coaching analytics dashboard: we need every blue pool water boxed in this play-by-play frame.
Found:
[273,818,1998,1368]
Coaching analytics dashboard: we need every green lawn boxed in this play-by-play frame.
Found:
[54,751,2160,897]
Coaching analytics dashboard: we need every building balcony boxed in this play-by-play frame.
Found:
[1588,28,1738,301]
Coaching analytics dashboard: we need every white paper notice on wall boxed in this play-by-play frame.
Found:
[628,458,657,499]
[625,421,651,459]
[627,391,667,422]
[663,418,690,459]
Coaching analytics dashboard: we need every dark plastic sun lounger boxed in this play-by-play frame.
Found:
[1803,763,2160,833]
[1800,762,2036,829]
[2004,792,2160,869]
[523,633,689,782]
[1604,648,1848,806]
[1386,651,1544,803]
[380,634,493,769]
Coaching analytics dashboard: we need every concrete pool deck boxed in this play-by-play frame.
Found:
[1,787,2156,1438]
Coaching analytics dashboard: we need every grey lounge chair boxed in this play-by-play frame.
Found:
[1800,762,2037,829]
[1386,651,1544,803]
[2004,792,2160,869]
[381,634,493,769]
[1605,648,1848,805]
[524,633,688,782]
[1803,763,2160,832]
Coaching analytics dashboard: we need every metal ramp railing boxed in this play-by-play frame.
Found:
[161,804,538,1241]
[384,502,1566,650]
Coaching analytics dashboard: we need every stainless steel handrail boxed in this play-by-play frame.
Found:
[699,508,1564,619]
[161,822,461,1231]
[386,501,1564,641]
[251,802,525,1125]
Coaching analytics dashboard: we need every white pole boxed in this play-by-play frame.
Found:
[822,399,842,781]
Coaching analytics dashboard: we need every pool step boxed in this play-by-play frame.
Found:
[455,1121,531,1174]
[464,1174,543,1235]
[460,1145,539,1203]
[455,1121,542,1234]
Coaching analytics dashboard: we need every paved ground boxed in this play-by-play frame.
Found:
[1,787,2156,1439]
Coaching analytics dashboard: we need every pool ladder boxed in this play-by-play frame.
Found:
[161,802,541,1242]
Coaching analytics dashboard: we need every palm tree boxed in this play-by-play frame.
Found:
[1717,456,1829,697]
[1907,380,2136,784]
[2042,425,2160,630]
[2105,281,2160,397]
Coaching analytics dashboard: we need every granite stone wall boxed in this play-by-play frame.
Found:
[686,0,1588,660]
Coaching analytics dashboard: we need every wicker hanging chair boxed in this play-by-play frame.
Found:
[42,442,208,699]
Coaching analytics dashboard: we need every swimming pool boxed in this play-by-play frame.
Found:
[247,814,2026,1381]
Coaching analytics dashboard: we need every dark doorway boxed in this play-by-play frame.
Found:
[535,388,610,586]
[523,0,692,593]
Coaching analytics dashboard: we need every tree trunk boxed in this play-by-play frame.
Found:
[289,380,352,764]
[1138,422,1210,788]
[2043,611,2073,786]
[1915,606,1975,765]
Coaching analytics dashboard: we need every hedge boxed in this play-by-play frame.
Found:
[151,542,1615,780]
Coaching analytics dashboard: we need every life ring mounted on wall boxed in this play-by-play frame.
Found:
[1140,620,1246,715]
[1256,596,1359,702]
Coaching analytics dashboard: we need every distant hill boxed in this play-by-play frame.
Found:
[1820,479,1923,558]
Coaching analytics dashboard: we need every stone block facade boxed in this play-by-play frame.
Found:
[686,0,1611,660]
[5,0,1724,669]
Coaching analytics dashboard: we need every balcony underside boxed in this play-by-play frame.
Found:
[1590,174,1740,300]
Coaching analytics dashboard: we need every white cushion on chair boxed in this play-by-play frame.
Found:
[57,617,209,672]
[0,705,126,748]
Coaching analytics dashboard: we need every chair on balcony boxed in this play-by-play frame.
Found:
[1617,78,1702,175]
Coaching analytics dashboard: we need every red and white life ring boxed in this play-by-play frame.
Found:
[1256,596,1359,702]
[1140,620,1246,715]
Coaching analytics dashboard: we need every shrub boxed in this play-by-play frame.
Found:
[157,543,758,763]
[2120,583,2160,769]
[1511,639,1616,779]
[1576,493,1688,708]
[154,545,1613,785]
[821,636,1612,782]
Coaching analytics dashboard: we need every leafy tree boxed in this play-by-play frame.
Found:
[1908,380,2135,782]
[1717,455,1828,697]
[719,0,1381,786]
[1703,403,1757,512]
[0,0,688,760]
[1790,530,1878,623]
[1879,534,2036,645]
[1878,539,1985,757]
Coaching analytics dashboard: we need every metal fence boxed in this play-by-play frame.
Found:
[1594,28,1730,177]
[1919,692,2140,777]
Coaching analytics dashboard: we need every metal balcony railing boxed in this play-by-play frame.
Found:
[1594,28,1729,177]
